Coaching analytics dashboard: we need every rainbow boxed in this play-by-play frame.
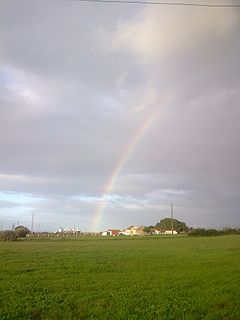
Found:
[91,108,160,231]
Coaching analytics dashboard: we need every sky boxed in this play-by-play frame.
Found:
[0,1,240,232]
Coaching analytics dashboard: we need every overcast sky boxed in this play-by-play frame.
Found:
[0,1,240,232]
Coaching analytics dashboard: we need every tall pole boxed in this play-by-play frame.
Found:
[171,202,174,235]
[31,213,34,234]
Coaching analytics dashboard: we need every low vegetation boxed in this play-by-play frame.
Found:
[0,226,30,241]
[188,228,240,236]
[0,235,239,319]
[0,230,18,241]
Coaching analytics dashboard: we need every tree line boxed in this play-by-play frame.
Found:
[144,218,240,236]
[188,228,240,236]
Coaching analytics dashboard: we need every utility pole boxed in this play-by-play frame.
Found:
[31,213,35,235]
[171,202,174,235]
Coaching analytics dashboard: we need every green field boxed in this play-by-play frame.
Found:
[0,235,240,320]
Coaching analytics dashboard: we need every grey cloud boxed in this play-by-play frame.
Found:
[0,2,240,230]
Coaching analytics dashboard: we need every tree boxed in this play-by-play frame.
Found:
[155,218,188,233]
[15,226,30,238]
[143,226,155,234]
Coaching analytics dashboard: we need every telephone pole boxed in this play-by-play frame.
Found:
[31,213,35,234]
[171,202,174,235]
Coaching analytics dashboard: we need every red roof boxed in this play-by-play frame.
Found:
[108,229,120,236]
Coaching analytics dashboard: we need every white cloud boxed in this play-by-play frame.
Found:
[110,7,239,62]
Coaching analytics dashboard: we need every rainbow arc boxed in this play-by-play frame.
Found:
[91,108,160,231]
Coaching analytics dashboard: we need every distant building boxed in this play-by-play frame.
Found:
[122,226,145,236]
[101,229,121,236]
[56,227,81,234]
[163,230,178,235]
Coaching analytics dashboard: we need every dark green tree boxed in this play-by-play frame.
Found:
[143,226,155,234]
[15,226,30,238]
[155,218,188,233]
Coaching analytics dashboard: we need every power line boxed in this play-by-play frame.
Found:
[70,0,240,7]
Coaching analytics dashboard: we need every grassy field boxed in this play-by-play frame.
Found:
[0,235,239,320]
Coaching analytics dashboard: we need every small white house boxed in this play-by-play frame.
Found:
[101,231,110,236]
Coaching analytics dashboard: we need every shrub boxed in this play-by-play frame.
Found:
[0,230,18,241]
[189,228,223,237]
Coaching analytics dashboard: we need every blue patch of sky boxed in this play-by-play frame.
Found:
[72,193,123,203]
[0,192,45,205]
[0,67,14,86]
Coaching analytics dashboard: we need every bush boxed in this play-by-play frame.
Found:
[189,228,227,237]
[189,228,213,236]
[0,230,18,241]
[222,228,240,235]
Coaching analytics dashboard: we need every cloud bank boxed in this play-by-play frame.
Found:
[0,1,240,231]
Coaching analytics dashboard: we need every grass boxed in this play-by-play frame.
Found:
[0,235,239,319]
